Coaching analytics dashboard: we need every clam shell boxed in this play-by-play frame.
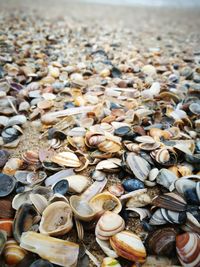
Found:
[95,211,125,240]
[22,151,40,165]
[176,232,200,267]
[39,201,73,236]
[96,158,121,173]
[13,203,39,242]
[51,152,81,167]
[81,179,107,201]
[2,158,23,175]
[126,207,151,220]
[124,189,151,208]
[3,239,27,265]
[89,192,122,214]
[146,227,177,257]
[45,169,75,187]
[126,153,150,182]
[0,173,16,197]
[110,231,147,263]
[20,231,79,267]
[12,191,32,210]
[152,193,187,212]
[69,195,96,222]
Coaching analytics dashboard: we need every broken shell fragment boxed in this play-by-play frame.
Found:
[96,238,118,258]
[95,211,125,240]
[20,231,79,267]
[30,193,48,214]
[63,175,90,194]
[0,219,13,237]
[51,152,81,167]
[0,230,7,255]
[110,231,147,263]
[39,201,73,236]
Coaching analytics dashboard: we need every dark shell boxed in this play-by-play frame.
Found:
[184,188,199,205]
[161,209,187,224]
[52,179,69,195]
[15,254,38,267]
[30,259,54,267]
[122,178,144,192]
[146,227,177,257]
[114,126,131,137]
[0,150,10,168]
[1,127,20,143]
[152,193,187,212]
[111,67,122,78]
[13,203,39,243]
[0,173,16,197]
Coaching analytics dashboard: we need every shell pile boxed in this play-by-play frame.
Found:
[0,2,200,267]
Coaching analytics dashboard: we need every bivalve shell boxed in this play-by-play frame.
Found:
[110,231,147,263]
[95,211,125,240]
[101,257,121,267]
[51,152,81,167]
[39,201,73,236]
[176,232,200,267]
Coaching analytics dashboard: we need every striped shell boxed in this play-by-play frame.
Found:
[3,239,27,265]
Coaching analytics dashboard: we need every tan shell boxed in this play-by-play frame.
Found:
[30,193,48,214]
[95,211,125,240]
[39,201,73,236]
[51,152,81,167]
[89,192,122,214]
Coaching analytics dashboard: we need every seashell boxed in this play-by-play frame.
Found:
[69,195,96,222]
[108,184,124,197]
[135,135,155,144]
[91,170,106,182]
[152,147,177,166]
[152,193,187,212]
[13,203,39,242]
[96,158,121,173]
[37,100,53,110]
[52,179,69,195]
[96,238,118,258]
[0,150,10,168]
[2,158,24,175]
[45,169,75,187]
[141,82,160,98]
[22,150,40,165]
[176,232,200,267]
[122,178,144,192]
[20,231,79,267]
[0,199,14,219]
[114,126,131,137]
[12,191,32,210]
[110,231,147,263]
[30,259,54,267]
[30,193,48,214]
[0,173,16,197]
[150,208,186,225]
[125,190,151,208]
[0,219,13,237]
[156,168,177,191]
[98,139,121,153]
[39,201,73,236]
[7,115,27,127]
[148,168,159,181]
[4,239,27,265]
[127,207,151,220]
[149,209,168,225]
[74,218,84,240]
[67,127,86,137]
[123,141,140,153]
[146,227,177,257]
[0,230,7,255]
[48,128,66,140]
[1,127,21,143]
[19,101,30,112]
[61,175,90,194]
[126,153,150,182]
[95,211,125,240]
[89,192,122,214]
[142,64,156,76]
[49,193,68,204]
[139,142,160,151]
[81,179,108,201]
[101,257,121,267]
[51,152,81,167]
[14,170,47,186]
